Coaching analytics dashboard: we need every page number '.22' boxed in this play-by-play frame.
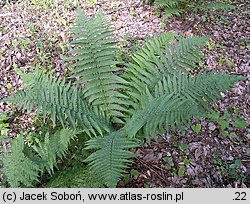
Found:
[234,192,247,201]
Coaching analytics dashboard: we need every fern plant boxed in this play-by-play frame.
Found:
[45,165,105,188]
[152,0,235,17]
[0,113,10,187]
[1,9,245,187]
[154,0,186,17]
[3,135,40,187]
[2,128,76,187]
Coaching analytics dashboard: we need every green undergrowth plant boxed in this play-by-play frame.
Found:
[2,128,76,187]
[44,165,105,188]
[151,0,235,18]
[0,113,10,187]
[1,8,245,187]
[207,109,248,137]
[212,154,248,184]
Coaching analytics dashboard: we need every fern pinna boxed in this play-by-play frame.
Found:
[1,10,245,187]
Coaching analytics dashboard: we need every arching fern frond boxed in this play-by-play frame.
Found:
[0,113,9,180]
[3,136,40,187]
[85,129,138,187]
[124,32,175,83]
[143,32,176,50]
[154,0,184,9]
[85,94,197,187]
[154,0,186,17]
[125,72,244,141]
[125,92,195,141]
[125,35,209,109]
[202,2,235,11]
[153,72,244,109]
[31,128,77,174]
[3,71,110,136]
[3,128,77,187]
[67,9,128,124]
[45,165,105,188]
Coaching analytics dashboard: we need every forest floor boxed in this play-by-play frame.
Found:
[0,0,249,187]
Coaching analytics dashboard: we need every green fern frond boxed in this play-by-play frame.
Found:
[154,0,184,9]
[202,2,235,11]
[67,9,128,124]
[3,135,40,187]
[125,35,209,108]
[3,128,78,187]
[163,7,184,17]
[154,0,186,16]
[45,165,105,188]
[32,128,76,174]
[124,73,244,141]
[3,71,110,136]
[153,0,234,17]
[152,72,244,108]
[85,91,186,186]
[85,129,138,187]
[125,91,195,141]
[0,113,9,175]
[124,33,175,106]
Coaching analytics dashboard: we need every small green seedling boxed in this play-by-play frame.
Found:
[11,39,19,48]
[86,0,97,7]
[234,118,248,128]
[130,7,136,16]
[6,83,13,92]
[123,168,140,185]
[219,59,224,66]
[226,59,234,69]
[0,113,9,137]
[207,40,215,50]
[178,166,185,177]
[163,156,174,170]
[180,143,189,155]
[220,120,230,131]
[191,123,202,134]
[207,110,220,123]
[207,109,247,136]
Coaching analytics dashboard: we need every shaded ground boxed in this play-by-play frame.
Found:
[0,0,249,187]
